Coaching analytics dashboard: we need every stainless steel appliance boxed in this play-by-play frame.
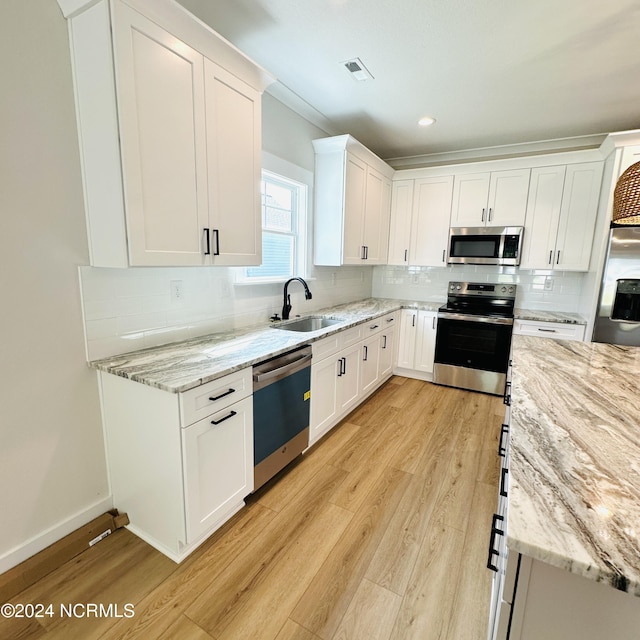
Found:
[252,345,312,490]
[593,226,640,346]
[434,282,516,395]
[448,227,523,266]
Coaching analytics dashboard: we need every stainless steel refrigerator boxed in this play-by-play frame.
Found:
[593,226,640,346]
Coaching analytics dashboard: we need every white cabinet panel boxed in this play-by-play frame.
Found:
[360,334,381,396]
[114,2,209,266]
[414,311,438,374]
[513,320,585,341]
[521,162,603,271]
[388,180,414,265]
[310,355,341,442]
[313,135,394,266]
[182,396,253,543]
[410,176,453,267]
[379,326,396,379]
[397,309,418,369]
[204,61,261,265]
[451,169,529,227]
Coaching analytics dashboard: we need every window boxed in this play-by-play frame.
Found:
[243,168,308,282]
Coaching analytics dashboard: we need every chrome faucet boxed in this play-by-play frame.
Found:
[282,277,312,320]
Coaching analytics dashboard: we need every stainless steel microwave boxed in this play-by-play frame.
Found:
[448,226,523,266]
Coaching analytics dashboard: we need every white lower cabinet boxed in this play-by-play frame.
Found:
[513,319,585,341]
[182,395,253,543]
[99,367,253,562]
[310,313,397,445]
[395,309,438,378]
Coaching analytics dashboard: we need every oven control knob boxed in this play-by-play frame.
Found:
[508,286,514,293]
[450,284,455,291]
[456,284,462,290]
[501,286,507,293]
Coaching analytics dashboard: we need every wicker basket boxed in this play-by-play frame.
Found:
[613,161,640,225]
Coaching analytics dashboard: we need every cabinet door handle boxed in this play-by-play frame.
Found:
[342,357,347,374]
[556,250,561,265]
[481,208,486,222]
[337,359,343,377]
[503,381,512,406]
[382,335,387,349]
[203,228,211,255]
[498,423,509,458]
[211,410,236,426]
[412,314,416,327]
[488,207,493,222]
[209,388,235,402]
[500,466,509,498]
[432,316,436,330]
[548,250,553,265]
[404,249,408,262]
[213,229,220,256]
[487,513,505,572]
[365,245,369,260]
[442,249,446,262]
[363,345,368,361]
[361,245,366,260]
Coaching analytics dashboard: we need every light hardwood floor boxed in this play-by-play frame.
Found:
[3,377,505,640]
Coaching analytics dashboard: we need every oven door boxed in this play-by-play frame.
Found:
[433,313,513,395]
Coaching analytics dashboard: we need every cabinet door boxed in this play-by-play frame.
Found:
[487,169,531,226]
[520,166,566,270]
[338,343,361,413]
[410,176,453,266]
[379,327,396,379]
[360,334,381,396]
[310,355,341,443]
[388,180,414,265]
[555,162,604,271]
[397,310,418,369]
[414,311,437,373]
[182,396,253,543]
[451,172,490,227]
[363,167,392,264]
[204,60,262,266]
[113,2,209,266]
[343,153,367,264]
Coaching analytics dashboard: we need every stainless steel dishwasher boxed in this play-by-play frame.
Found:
[252,345,312,490]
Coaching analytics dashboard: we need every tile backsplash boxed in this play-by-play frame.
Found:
[79,265,372,361]
[372,264,584,310]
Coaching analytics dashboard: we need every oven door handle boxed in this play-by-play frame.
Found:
[437,312,513,326]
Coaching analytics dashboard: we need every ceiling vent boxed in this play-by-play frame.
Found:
[342,57,374,81]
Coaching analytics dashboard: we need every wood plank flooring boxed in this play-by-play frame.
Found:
[2,377,505,640]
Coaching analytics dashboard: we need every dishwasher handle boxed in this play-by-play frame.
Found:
[253,350,312,389]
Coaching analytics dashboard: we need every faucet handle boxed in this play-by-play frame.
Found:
[269,314,281,323]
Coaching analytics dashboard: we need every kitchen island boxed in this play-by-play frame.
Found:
[501,335,640,639]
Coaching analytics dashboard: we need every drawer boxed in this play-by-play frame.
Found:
[363,312,398,336]
[339,325,363,348]
[312,333,341,361]
[179,367,252,427]
[514,319,586,341]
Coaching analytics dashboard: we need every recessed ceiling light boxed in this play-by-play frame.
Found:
[418,116,436,127]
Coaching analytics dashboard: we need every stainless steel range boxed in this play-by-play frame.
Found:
[433,281,516,395]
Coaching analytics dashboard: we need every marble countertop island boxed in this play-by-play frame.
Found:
[509,335,640,595]
[90,298,442,393]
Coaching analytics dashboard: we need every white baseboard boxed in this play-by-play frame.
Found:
[0,496,113,574]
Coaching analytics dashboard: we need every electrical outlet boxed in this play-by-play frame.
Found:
[544,277,554,291]
[170,280,184,301]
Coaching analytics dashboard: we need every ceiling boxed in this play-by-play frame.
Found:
[176,0,640,162]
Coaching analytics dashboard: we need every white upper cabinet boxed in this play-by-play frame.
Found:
[60,0,272,267]
[520,162,604,271]
[451,169,530,227]
[313,135,394,266]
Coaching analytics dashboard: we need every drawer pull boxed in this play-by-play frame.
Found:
[369,324,379,330]
[503,381,511,406]
[498,423,509,458]
[500,466,509,498]
[386,317,394,323]
[487,513,505,572]
[211,410,236,425]
[537,328,557,333]
[209,388,236,402]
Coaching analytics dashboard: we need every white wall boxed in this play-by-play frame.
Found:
[0,0,110,571]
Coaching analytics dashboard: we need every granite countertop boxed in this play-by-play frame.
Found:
[90,298,442,393]
[514,308,587,324]
[508,335,640,595]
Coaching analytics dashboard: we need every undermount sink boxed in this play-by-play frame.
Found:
[271,316,345,332]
